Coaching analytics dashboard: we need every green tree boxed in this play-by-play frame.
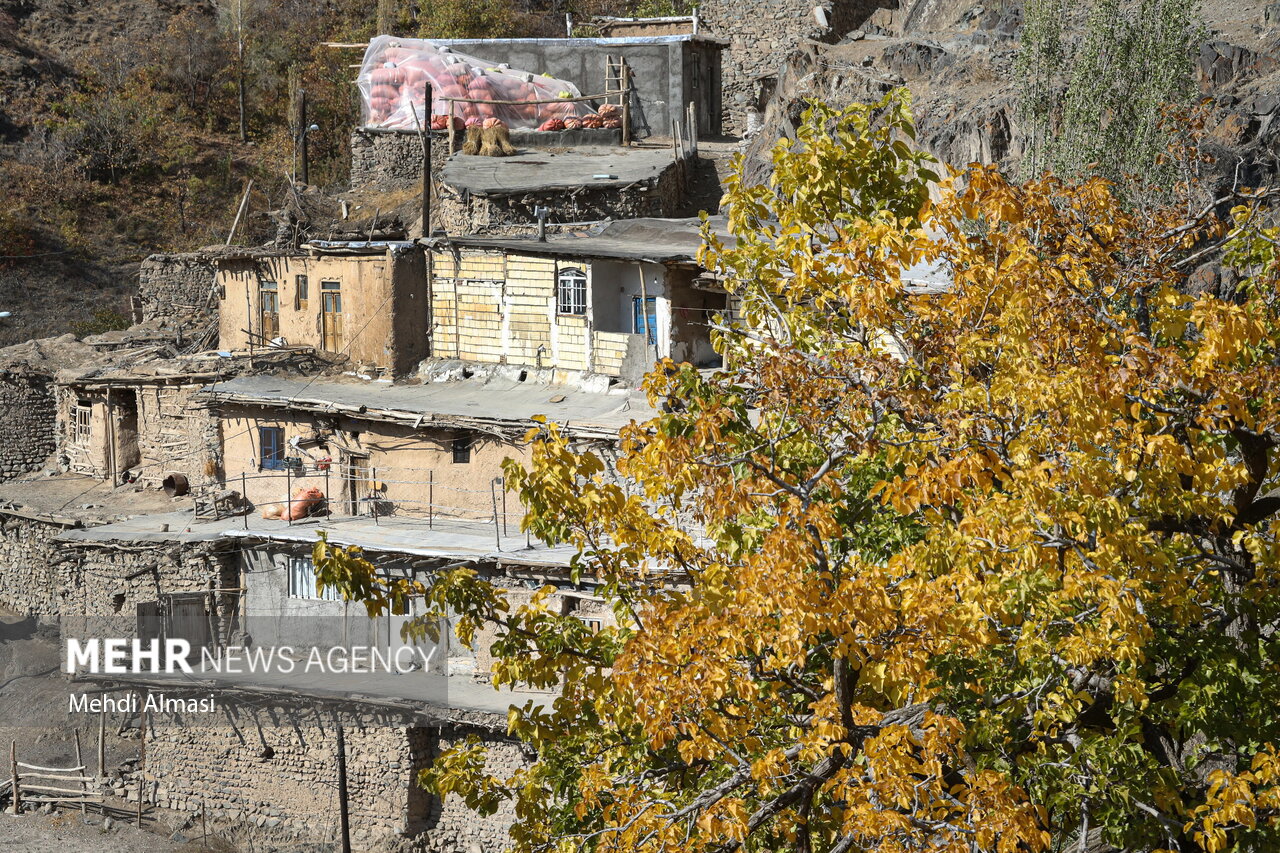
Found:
[1018,0,1203,190]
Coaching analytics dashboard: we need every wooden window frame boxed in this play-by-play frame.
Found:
[259,426,286,471]
[452,432,473,464]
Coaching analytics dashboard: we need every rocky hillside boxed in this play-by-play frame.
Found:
[744,0,1280,204]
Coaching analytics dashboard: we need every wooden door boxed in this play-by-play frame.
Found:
[163,593,213,666]
[321,282,343,352]
[259,283,279,341]
[343,453,370,516]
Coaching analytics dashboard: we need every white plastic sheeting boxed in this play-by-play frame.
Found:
[357,35,592,131]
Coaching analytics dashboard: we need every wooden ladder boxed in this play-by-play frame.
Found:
[604,55,633,145]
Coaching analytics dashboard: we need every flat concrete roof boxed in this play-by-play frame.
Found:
[58,510,580,569]
[440,145,678,195]
[435,215,732,264]
[199,373,656,439]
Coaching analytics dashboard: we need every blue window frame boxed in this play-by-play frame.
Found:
[259,426,285,471]
[632,296,657,344]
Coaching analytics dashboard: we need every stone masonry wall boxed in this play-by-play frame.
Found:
[435,155,690,236]
[0,514,71,624]
[144,699,530,853]
[137,254,218,325]
[351,129,453,194]
[0,370,56,482]
[699,0,881,133]
[60,540,240,644]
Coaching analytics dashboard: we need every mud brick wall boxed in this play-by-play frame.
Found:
[0,369,56,481]
[137,254,218,324]
[145,699,530,852]
[0,514,71,624]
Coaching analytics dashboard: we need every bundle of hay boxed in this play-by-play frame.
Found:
[478,119,517,157]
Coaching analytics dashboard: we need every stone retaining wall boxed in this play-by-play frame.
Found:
[143,698,529,852]
[435,155,690,235]
[137,254,218,325]
[0,514,68,624]
[350,129,453,194]
[0,369,56,482]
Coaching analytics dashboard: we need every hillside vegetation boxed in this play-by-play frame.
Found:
[0,0,687,346]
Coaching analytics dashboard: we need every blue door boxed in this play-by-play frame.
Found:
[632,296,657,344]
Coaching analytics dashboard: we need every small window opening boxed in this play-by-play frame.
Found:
[259,426,286,471]
[452,433,473,464]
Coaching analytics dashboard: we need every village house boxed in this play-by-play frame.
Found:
[54,348,327,489]
[199,369,647,520]
[427,216,730,380]
[214,242,429,376]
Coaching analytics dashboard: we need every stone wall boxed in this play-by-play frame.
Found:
[698,0,881,133]
[350,129,453,194]
[0,369,56,481]
[0,514,70,624]
[435,155,691,235]
[60,540,240,643]
[137,254,218,325]
[143,698,529,852]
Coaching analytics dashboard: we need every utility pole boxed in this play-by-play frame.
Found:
[299,89,309,186]
[421,83,432,236]
[336,724,352,853]
[236,0,247,143]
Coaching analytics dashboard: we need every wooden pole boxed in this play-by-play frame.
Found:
[225,179,254,246]
[299,90,310,186]
[490,480,502,552]
[336,725,352,853]
[10,740,19,815]
[74,730,86,816]
[97,709,106,779]
[424,86,432,236]
[622,60,632,147]
[501,476,508,536]
[428,471,433,529]
[137,708,146,827]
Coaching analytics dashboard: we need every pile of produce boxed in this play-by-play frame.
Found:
[359,35,592,131]
[538,102,623,132]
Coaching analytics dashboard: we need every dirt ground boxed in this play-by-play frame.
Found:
[0,809,217,852]
[0,606,238,851]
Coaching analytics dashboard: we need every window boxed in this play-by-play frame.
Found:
[73,401,91,445]
[632,296,657,344]
[295,274,309,310]
[557,266,587,316]
[259,426,286,471]
[259,281,279,341]
[288,556,341,601]
[452,432,473,464]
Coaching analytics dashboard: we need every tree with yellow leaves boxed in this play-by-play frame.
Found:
[317,90,1280,852]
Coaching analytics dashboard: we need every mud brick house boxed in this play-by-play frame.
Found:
[427,216,730,380]
[215,242,429,376]
[198,369,651,521]
[56,348,329,488]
